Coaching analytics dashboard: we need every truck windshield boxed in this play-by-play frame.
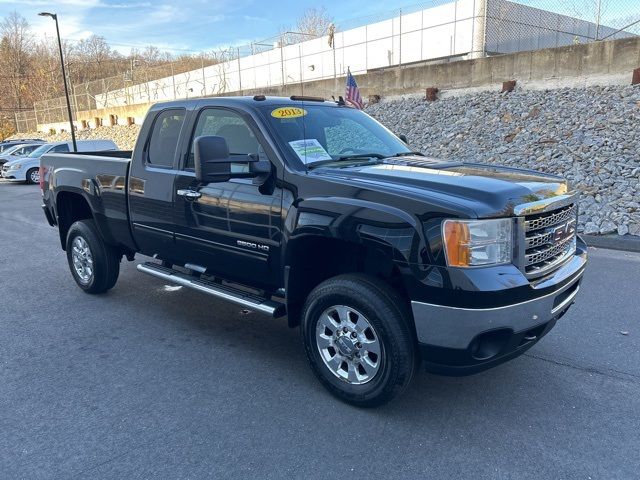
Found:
[27,144,52,158]
[258,104,410,167]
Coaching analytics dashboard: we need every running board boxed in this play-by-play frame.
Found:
[137,262,286,318]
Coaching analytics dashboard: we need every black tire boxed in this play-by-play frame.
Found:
[301,274,416,407]
[25,167,39,185]
[66,219,120,294]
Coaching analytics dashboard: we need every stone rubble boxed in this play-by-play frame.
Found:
[366,85,640,236]
[12,124,141,151]
[11,85,640,235]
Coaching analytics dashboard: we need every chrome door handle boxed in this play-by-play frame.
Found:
[177,189,202,200]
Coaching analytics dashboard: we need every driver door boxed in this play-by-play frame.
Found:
[172,107,283,289]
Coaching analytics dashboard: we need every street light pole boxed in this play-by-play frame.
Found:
[39,12,77,152]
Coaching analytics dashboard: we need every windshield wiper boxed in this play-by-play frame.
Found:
[308,153,386,169]
[392,151,425,157]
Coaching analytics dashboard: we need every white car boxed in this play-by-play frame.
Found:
[0,143,44,165]
[1,139,118,184]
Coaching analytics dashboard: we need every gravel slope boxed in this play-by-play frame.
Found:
[367,85,640,236]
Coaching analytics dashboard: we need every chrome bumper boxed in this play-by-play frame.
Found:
[411,256,585,350]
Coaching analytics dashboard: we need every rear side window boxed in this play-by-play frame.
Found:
[52,144,70,153]
[148,109,185,167]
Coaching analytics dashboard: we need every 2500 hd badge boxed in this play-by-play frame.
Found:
[237,240,270,252]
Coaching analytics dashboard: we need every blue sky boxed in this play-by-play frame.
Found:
[1,0,637,55]
[0,0,395,54]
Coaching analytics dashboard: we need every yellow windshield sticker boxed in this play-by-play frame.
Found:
[271,107,307,119]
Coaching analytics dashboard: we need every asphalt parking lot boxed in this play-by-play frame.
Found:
[1,180,639,479]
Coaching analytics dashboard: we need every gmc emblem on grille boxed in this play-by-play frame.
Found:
[551,218,576,243]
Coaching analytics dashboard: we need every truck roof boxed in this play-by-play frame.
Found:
[148,95,340,112]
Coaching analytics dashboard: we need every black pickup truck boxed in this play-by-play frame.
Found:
[41,96,587,406]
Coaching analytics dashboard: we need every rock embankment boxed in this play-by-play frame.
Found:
[12,84,640,235]
[12,124,141,151]
[366,85,640,236]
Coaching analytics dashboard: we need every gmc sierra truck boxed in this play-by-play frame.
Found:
[41,96,587,406]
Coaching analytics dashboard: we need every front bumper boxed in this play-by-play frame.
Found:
[0,167,24,180]
[412,239,587,375]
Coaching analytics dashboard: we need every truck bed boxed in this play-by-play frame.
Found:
[41,151,137,252]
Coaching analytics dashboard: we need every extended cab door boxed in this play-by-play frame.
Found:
[128,108,186,261]
[172,107,283,290]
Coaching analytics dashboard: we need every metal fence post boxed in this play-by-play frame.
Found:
[281,37,285,88]
[201,55,206,96]
[453,0,459,56]
[470,0,487,59]
[399,8,402,68]
[298,45,304,95]
[171,63,176,100]
[365,24,368,71]
[595,0,602,40]
[421,8,424,61]
[237,47,243,95]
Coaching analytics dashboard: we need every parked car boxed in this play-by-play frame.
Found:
[2,139,117,184]
[40,96,586,406]
[0,143,44,165]
[0,139,45,154]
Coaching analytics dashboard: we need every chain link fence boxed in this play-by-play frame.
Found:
[18,0,639,132]
[486,0,638,54]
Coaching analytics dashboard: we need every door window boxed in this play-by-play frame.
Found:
[186,109,259,172]
[148,109,186,167]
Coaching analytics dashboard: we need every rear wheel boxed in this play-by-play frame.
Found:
[66,219,120,293]
[301,274,416,407]
[25,167,39,185]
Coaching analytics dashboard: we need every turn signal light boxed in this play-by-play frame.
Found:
[442,218,513,267]
[443,221,471,267]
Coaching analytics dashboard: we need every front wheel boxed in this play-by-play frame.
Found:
[301,274,416,407]
[66,219,120,294]
[25,167,39,185]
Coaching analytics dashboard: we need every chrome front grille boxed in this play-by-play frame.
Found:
[524,204,577,232]
[521,204,577,279]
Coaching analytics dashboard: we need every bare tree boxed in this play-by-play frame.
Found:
[0,10,219,132]
[211,48,234,94]
[296,7,333,37]
[0,12,33,109]
[281,7,334,45]
[0,116,16,140]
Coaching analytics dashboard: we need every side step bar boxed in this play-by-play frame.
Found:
[137,262,286,318]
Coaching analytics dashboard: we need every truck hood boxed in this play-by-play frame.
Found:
[315,157,571,217]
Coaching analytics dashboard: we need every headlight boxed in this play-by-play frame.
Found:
[442,218,513,267]
[9,163,20,169]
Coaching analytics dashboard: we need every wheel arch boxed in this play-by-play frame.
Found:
[55,189,95,250]
[283,234,412,329]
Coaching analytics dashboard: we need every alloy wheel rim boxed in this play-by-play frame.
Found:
[315,305,382,385]
[71,236,93,284]
[30,170,39,183]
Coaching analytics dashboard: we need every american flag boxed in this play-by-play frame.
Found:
[345,68,363,109]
